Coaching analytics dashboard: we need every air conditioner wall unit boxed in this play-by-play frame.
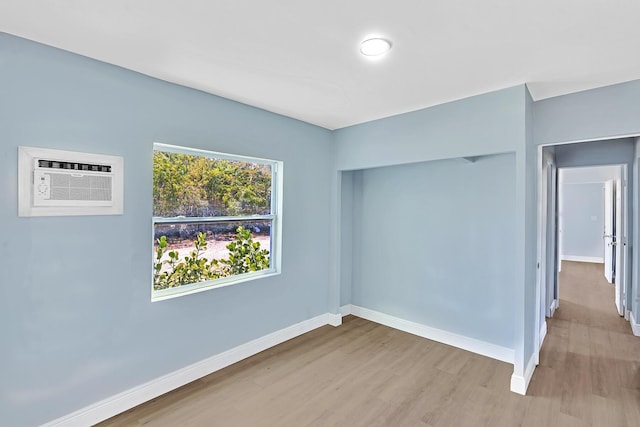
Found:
[18,146,124,217]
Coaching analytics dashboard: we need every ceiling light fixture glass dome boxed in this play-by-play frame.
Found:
[360,38,392,57]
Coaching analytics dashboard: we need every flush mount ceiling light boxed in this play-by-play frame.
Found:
[360,38,392,57]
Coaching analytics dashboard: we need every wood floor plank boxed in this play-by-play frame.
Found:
[621,387,640,426]
[428,385,497,426]
[98,262,639,426]
[591,393,628,427]
[522,397,562,427]
[554,412,590,427]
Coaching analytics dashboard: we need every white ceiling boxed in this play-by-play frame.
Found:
[1,1,639,130]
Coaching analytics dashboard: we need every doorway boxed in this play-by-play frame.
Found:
[536,137,636,356]
[556,165,627,317]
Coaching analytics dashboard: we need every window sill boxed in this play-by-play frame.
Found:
[152,269,280,302]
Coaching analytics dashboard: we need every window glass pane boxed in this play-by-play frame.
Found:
[153,151,272,217]
[153,220,272,291]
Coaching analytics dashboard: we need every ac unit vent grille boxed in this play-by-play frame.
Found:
[37,159,112,173]
[48,174,113,201]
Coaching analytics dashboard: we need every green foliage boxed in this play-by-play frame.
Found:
[153,227,270,290]
[153,233,222,290]
[221,226,271,276]
[153,151,272,217]
[153,152,206,217]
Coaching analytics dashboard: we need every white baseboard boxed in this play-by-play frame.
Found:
[510,353,537,395]
[349,305,514,364]
[561,255,604,264]
[631,311,640,337]
[340,304,352,316]
[42,313,340,427]
[327,312,342,327]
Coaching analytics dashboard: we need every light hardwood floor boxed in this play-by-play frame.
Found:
[99,261,639,426]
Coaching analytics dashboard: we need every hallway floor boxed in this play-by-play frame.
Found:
[527,261,640,425]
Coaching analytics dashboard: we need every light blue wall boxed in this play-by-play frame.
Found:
[559,166,622,263]
[560,183,605,260]
[517,88,538,376]
[334,86,526,170]
[0,34,334,426]
[554,138,636,168]
[351,154,517,348]
[533,80,640,145]
[560,165,621,183]
[334,84,530,382]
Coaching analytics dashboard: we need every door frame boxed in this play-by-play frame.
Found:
[536,147,557,364]
[535,135,638,362]
[614,166,628,317]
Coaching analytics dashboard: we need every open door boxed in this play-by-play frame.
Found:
[547,161,558,317]
[536,147,557,362]
[542,159,558,318]
[603,172,626,316]
[603,180,614,284]
[538,148,558,325]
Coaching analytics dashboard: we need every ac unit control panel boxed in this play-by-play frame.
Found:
[34,171,51,202]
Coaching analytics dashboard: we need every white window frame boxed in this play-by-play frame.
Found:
[152,143,282,301]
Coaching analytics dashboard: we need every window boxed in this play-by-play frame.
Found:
[152,143,282,300]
